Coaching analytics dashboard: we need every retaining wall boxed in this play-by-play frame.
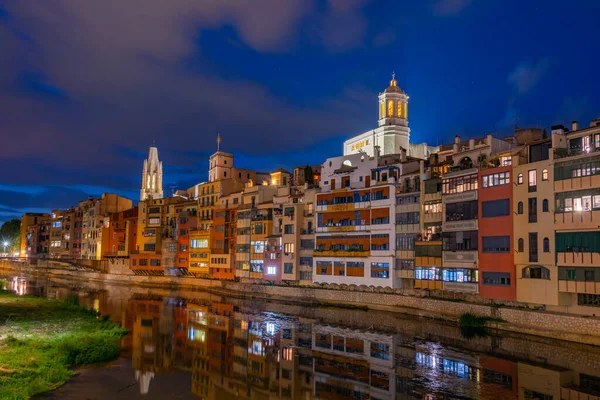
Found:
[1,260,599,346]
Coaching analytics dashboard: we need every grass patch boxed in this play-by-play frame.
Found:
[459,312,505,328]
[0,290,127,399]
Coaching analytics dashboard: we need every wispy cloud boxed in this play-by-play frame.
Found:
[508,58,550,95]
[317,0,372,52]
[433,0,473,16]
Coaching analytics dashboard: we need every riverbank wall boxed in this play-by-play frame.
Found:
[2,259,600,346]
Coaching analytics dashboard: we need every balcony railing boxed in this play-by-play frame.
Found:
[313,249,370,257]
[554,146,600,160]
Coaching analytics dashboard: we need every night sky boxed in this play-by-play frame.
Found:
[1,0,599,224]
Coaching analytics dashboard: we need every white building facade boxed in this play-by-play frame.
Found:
[343,75,439,160]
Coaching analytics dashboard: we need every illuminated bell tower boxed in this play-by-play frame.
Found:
[378,73,410,152]
[140,146,163,201]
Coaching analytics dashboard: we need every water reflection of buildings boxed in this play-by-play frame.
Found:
[128,294,193,394]
[12,276,598,400]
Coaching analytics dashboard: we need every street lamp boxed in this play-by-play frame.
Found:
[3,241,8,254]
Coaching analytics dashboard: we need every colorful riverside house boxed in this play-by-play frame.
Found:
[313,150,398,288]
[189,226,211,277]
[412,152,449,290]
[210,191,241,280]
[439,134,514,294]
[478,151,515,300]
[175,205,197,275]
[131,196,184,275]
[552,119,600,312]
[512,135,557,306]
[234,183,278,280]
[101,206,138,258]
[394,155,425,289]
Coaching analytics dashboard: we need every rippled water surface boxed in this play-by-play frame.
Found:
[3,274,600,400]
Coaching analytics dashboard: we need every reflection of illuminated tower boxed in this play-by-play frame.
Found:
[129,295,171,395]
[140,146,163,201]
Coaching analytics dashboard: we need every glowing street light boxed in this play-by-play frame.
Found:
[3,241,8,254]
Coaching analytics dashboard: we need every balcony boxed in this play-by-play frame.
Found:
[415,280,442,290]
[300,229,314,235]
[554,146,600,160]
[442,281,479,293]
[443,190,477,204]
[316,225,369,233]
[443,219,478,232]
[558,280,600,294]
[442,251,478,268]
[313,249,370,257]
[398,269,414,279]
[556,252,600,267]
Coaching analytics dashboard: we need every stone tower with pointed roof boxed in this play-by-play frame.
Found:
[140,146,163,201]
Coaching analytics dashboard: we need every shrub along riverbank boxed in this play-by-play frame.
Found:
[0,290,127,399]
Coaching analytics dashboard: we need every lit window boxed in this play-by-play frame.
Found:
[542,169,548,181]
[517,173,523,184]
[528,170,537,187]
[387,100,394,117]
[397,101,403,117]
[266,266,277,275]
[190,239,208,248]
[380,103,384,119]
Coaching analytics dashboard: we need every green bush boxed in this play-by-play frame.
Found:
[58,335,121,365]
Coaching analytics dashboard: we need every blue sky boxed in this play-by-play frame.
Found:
[1,0,599,224]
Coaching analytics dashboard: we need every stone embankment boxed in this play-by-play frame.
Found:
[2,258,599,346]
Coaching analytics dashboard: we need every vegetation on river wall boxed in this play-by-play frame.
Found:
[0,290,127,400]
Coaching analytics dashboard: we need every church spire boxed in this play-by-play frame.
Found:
[140,145,164,201]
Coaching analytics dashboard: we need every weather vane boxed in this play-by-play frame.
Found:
[392,71,395,80]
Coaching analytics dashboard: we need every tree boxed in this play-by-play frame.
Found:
[0,219,21,254]
[542,128,548,139]
[303,165,314,186]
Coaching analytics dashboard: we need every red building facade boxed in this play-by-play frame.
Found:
[478,164,515,300]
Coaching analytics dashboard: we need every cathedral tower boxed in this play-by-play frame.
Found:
[140,146,163,201]
[378,73,410,152]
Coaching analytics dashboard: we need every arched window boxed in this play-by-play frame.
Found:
[387,100,394,117]
[517,173,523,184]
[542,199,549,212]
[542,169,548,181]
[522,265,550,279]
[518,202,523,214]
[518,238,524,252]
[380,103,385,119]
[543,237,550,252]
[459,157,473,170]
[397,101,403,117]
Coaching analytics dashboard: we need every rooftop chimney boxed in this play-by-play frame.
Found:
[572,121,579,131]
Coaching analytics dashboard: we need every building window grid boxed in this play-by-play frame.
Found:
[482,171,510,188]
[442,174,478,195]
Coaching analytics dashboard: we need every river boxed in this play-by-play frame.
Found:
[2,273,600,400]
